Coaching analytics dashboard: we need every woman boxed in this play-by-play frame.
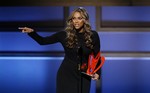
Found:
[19,7,101,93]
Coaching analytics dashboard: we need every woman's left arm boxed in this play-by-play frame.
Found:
[92,31,101,80]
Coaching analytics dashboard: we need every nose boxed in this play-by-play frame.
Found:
[74,18,79,23]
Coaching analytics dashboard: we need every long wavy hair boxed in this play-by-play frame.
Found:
[65,7,93,49]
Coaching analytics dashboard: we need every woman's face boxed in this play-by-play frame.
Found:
[72,12,84,31]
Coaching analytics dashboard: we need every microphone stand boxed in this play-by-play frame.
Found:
[77,47,83,93]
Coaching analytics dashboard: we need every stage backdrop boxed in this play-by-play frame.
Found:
[0,6,150,93]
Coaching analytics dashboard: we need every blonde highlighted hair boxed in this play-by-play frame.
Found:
[65,7,93,49]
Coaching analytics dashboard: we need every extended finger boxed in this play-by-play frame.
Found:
[18,27,24,29]
[18,27,28,30]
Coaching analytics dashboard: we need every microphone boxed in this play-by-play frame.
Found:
[77,46,83,71]
[77,46,82,57]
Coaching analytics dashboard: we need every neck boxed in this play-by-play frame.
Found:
[76,28,84,33]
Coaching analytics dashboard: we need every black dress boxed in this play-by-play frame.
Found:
[28,30,100,93]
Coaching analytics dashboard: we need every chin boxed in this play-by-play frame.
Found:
[75,27,82,30]
[75,28,80,30]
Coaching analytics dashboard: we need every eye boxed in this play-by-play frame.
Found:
[72,17,83,20]
[72,17,75,20]
[78,17,83,20]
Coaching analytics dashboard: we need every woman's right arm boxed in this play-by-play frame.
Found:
[18,27,60,45]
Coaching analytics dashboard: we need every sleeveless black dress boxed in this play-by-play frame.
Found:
[28,30,100,93]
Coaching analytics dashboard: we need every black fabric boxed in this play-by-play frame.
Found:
[28,30,100,93]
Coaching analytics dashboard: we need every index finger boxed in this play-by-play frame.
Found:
[18,27,24,29]
[18,27,26,29]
